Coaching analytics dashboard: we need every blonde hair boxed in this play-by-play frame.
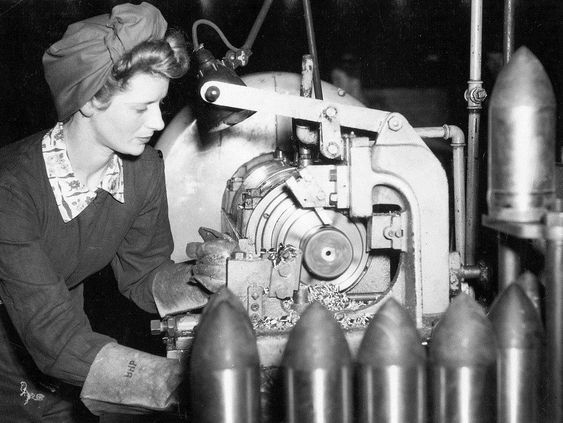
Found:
[93,29,190,107]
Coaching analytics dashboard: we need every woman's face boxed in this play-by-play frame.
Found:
[90,72,170,156]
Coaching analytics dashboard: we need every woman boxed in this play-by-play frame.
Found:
[0,2,230,421]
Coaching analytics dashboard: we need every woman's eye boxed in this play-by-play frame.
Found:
[135,107,148,113]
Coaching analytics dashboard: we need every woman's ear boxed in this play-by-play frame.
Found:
[79,97,105,117]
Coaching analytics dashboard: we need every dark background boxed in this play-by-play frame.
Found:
[0,0,561,351]
[0,0,561,147]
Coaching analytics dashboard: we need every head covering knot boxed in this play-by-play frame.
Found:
[43,2,167,121]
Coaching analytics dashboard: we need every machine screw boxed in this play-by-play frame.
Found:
[388,116,403,131]
[325,106,337,118]
[150,320,164,335]
[204,86,220,102]
[250,303,260,312]
[327,143,339,156]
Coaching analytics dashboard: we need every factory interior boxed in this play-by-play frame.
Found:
[0,0,562,422]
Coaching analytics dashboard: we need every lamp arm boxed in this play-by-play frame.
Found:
[242,0,275,50]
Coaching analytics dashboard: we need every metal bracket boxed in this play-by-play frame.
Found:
[368,211,406,251]
[247,285,264,321]
[320,106,343,159]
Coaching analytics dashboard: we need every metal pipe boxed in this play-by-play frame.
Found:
[465,0,485,266]
[544,212,563,422]
[503,0,517,64]
[415,125,466,261]
[469,0,484,82]
[295,54,318,152]
[302,0,323,100]
[242,0,275,50]
[466,112,481,265]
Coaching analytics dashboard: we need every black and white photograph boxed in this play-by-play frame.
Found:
[0,0,561,422]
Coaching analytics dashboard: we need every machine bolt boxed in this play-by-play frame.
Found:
[150,319,164,335]
[327,143,339,156]
[325,106,337,118]
[388,116,403,131]
[250,303,260,312]
[204,86,220,102]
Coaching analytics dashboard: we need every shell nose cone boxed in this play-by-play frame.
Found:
[491,46,556,108]
[429,293,497,366]
[281,301,351,370]
[357,298,425,366]
[488,283,543,348]
[191,287,259,369]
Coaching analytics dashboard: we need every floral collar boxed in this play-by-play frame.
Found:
[42,122,125,223]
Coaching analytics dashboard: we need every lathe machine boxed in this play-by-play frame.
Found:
[152,71,469,363]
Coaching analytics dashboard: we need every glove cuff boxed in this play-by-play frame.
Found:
[81,343,183,415]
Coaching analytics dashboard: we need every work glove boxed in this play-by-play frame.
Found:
[81,343,183,416]
[152,262,209,317]
[185,227,238,293]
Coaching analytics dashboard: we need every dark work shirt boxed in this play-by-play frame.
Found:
[0,130,177,386]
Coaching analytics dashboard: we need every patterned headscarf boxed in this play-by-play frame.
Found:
[42,2,167,121]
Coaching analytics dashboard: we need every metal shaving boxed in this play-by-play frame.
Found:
[335,312,376,330]
[263,244,299,268]
[252,283,375,332]
[253,310,300,332]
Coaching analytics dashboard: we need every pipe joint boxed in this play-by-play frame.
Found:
[465,82,488,109]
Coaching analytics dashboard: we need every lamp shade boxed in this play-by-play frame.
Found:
[194,47,255,133]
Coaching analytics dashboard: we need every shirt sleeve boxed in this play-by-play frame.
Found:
[0,185,116,386]
[111,151,181,315]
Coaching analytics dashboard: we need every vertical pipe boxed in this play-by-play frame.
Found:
[242,0,275,50]
[302,0,323,100]
[296,54,316,165]
[544,212,563,422]
[415,125,466,260]
[451,130,467,261]
[503,0,516,64]
[466,112,480,265]
[465,0,484,265]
